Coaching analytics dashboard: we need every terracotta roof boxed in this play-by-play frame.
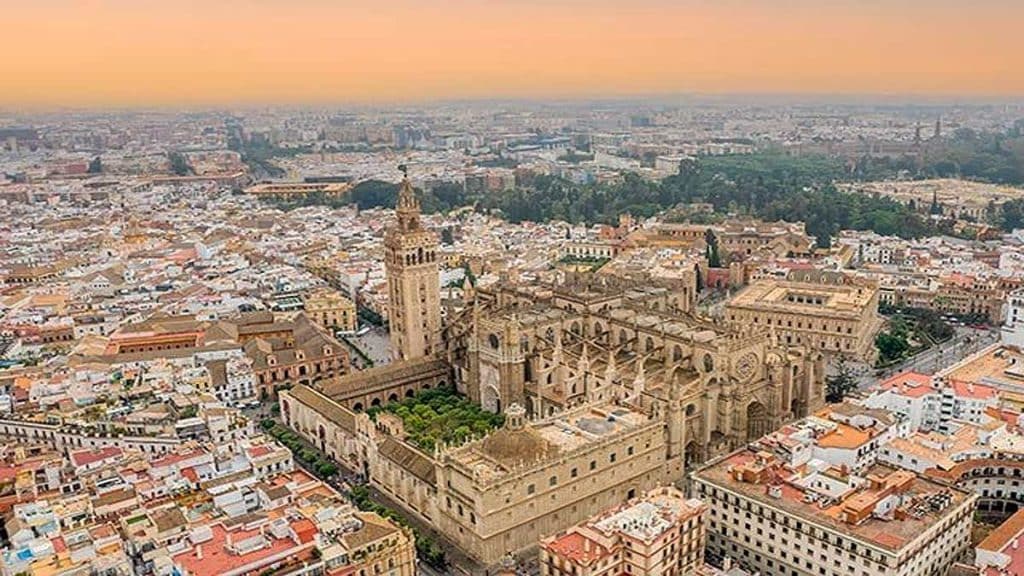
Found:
[287,385,356,433]
[69,446,122,468]
[319,356,449,400]
[979,507,1024,553]
[341,512,400,550]
[378,437,436,487]
[543,529,610,565]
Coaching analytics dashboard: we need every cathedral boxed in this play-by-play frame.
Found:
[279,177,825,564]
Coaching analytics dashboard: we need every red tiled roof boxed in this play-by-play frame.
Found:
[69,447,122,468]
[171,522,312,576]
[879,371,934,398]
[247,445,273,459]
[543,530,610,564]
[51,535,67,554]
[180,467,199,483]
[292,519,316,544]
[950,379,998,400]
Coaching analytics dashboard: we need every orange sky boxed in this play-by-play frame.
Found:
[2,0,1022,108]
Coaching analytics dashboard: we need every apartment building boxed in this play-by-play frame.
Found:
[539,486,706,576]
[692,450,976,576]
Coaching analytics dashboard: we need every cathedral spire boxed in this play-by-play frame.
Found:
[633,355,647,397]
[395,164,420,231]
[577,343,590,372]
[605,348,617,381]
[384,162,441,361]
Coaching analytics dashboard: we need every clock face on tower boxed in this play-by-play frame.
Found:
[735,352,758,381]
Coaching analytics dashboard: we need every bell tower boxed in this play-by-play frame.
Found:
[384,167,442,361]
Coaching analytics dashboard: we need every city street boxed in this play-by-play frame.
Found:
[878,325,999,378]
[839,326,1001,391]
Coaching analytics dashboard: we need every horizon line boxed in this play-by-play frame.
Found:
[4,90,1024,115]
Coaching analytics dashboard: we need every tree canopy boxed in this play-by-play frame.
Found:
[367,386,503,453]
[257,125,1024,236]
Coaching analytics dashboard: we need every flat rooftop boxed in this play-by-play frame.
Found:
[728,280,876,318]
[942,345,1024,396]
[694,450,972,553]
[592,495,702,542]
[449,403,653,482]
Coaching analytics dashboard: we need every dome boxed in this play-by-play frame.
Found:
[479,427,558,468]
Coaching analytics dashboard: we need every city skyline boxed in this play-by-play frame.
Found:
[4,4,1024,574]
[3,0,1024,108]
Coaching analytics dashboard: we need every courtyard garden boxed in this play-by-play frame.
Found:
[367,386,504,452]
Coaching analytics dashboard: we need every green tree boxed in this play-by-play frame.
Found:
[168,151,193,176]
[315,461,338,477]
[704,228,721,268]
[348,179,398,210]
[462,263,477,287]
[440,227,454,245]
[825,355,857,403]
[929,190,943,215]
[1002,199,1024,232]
[875,331,909,363]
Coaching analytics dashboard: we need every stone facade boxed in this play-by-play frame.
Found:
[303,287,357,333]
[450,274,825,471]
[385,177,442,361]
[279,270,825,565]
[725,271,882,360]
[278,192,827,566]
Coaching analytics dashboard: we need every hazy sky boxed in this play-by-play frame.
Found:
[2,0,1022,108]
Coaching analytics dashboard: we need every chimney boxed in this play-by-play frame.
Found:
[196,545,203,560]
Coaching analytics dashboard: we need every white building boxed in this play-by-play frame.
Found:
[859,371,999,433]
[1003,288,1024,349]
